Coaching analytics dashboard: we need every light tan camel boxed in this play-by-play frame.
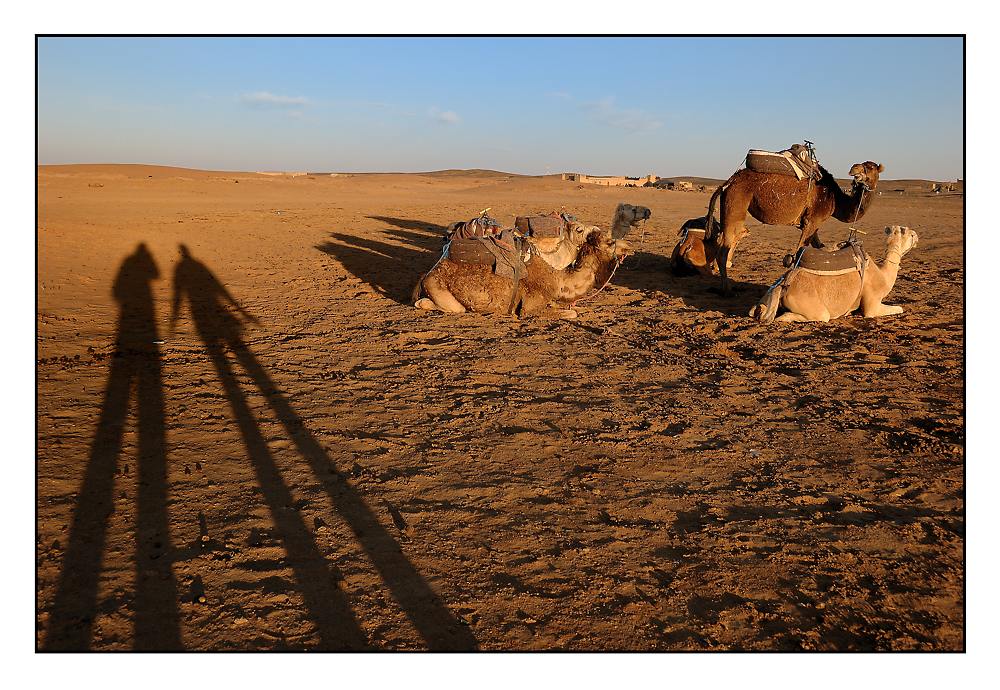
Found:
[705,161,884,294]
[530,203,651,270]
[414,229,631,316]
[610,203,652,239]
[751,226,918,323]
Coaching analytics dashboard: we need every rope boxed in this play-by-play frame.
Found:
[627,217,648,269]
[846,182,871,244]
[570,256,622,309]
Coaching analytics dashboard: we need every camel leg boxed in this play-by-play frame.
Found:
[716,226,745,295]
[775,311,810,322]
[795,223,817,250]
[862,302,904,318]
[421,277,467,313]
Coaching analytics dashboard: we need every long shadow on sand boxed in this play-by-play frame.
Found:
[315,217,447,305]
[45,243,181,651]
[614,250,770,318]
[171,245,476,650]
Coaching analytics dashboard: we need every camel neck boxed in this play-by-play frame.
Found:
[883,245,904,267]
[833,182,872,223]
[556,247,615,303]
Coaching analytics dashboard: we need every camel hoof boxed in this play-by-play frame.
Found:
[414,298,436,310]
[558,309,579,319]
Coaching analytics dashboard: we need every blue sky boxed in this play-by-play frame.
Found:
[37,37,964,179]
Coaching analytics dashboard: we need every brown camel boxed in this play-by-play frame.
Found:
[669,216,722,277]
[705,161,884,294]
[413,229,631,316]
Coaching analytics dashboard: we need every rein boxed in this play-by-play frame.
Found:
[627,216,648,269]
[570,249,624,308]
[846,181,872,244]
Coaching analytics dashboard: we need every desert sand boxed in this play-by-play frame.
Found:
[36,164,964,650]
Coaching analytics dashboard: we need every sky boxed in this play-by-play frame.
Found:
[37,37,964,180]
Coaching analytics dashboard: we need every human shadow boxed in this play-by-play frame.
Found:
[45,243,181,651]
[613,250,770,318]
[366,216,447,237]
[316,217,447,305]
[171,245,477,650]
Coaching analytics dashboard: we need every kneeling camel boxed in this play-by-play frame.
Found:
[414,230,631,316]
[752,225,918,323]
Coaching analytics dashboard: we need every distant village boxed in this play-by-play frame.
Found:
[561,173,704,191]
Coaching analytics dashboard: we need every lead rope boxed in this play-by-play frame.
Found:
[570,255,623,309]
[846,183,870,244]
[629,216,648,269]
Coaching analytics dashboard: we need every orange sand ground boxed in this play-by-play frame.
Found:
[37,165,963,650]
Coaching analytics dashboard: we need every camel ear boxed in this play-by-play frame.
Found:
[877,163,884,173]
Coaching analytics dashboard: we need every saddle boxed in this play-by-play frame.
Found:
[793,241,867,276]
[446,230,530,277]
[746,142,821,181]
[444,225,533,315]
[513,211,576,240]
[446,211,504,241]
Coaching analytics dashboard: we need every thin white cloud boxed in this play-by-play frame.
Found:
[581,96,663,133]
[429,107,461,125]
[240,91,311,108]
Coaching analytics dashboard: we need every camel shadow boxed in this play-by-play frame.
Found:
[316,217,448,305]
[171,246,477,650]
[614,250,769,318]
[45,243,181,651]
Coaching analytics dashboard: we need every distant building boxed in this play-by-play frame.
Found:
[660,180,695,191]
[562,173,658,187]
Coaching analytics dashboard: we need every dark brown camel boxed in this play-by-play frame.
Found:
[704,161,883,294]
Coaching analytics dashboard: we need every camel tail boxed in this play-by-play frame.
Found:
[704,170,740,241]
[751,279,784,323]
[411,274,426,303]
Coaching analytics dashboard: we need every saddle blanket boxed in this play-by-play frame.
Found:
[446,229,530,280]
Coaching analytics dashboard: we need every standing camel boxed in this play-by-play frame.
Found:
[704,161,884,294]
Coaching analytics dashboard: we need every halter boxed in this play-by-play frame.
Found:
[846,179,872,244]
[883,245,904,267]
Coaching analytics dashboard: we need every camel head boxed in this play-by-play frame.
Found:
[565,221,598,247]
[583,227,633,263]
[611,203,652,239]
[848,161,884,190]
[884,225,919,256]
